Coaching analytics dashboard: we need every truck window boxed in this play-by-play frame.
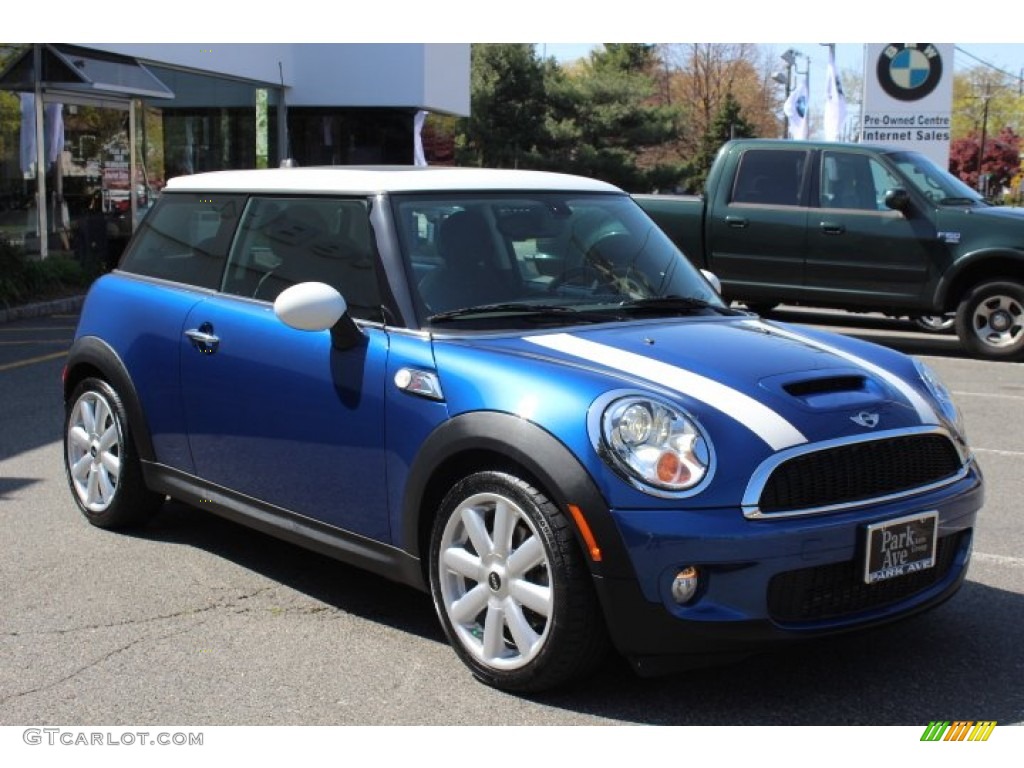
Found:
[821,152,902,211]
[731,149,807,206]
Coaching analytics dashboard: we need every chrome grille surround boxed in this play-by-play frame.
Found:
[742,426,971,520]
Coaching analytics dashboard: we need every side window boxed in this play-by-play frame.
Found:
[222,197,383,321]
[731,149,807,206]
[119,193,243,289]
[821,152,900,211]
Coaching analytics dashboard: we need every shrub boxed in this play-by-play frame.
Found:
[0,239,95,308]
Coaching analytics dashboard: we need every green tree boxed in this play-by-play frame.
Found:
[539,48,686,191]
[689,92,757,191]
[456,44,548,168]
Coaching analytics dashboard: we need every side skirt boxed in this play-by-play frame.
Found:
[142,462,427,592]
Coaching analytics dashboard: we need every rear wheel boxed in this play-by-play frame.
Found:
[64,378,163,529]
[913,313,956,333]
[955,281,1024,360]
[428,471,608,692]
[743,302,777,317]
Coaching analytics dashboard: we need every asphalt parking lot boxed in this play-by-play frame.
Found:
[0,306,1021,727]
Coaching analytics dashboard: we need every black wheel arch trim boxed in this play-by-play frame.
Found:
[64,336,156,463]
[401,410,637,580]
[934,249,1024,308]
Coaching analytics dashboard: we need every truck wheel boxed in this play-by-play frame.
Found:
[428,471,608,692]
[744,302,777,317]
[955,281,1024,360]
[913,314,956,333]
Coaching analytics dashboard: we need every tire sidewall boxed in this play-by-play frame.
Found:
[64,377,157,528]
[956,281,1024,360]
[427,471,590,692]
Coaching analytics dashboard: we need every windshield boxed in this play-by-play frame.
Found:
[391,192,724,328]
[885,150,985,205]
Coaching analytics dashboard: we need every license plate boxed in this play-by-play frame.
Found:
[863,512,938,584]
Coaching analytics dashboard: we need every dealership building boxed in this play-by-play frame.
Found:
[0,43,470,262]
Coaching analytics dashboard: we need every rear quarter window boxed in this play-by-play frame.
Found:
[119,193,244,289]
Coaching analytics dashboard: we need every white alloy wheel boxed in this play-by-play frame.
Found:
[436,490,553,670]
[428,471,608,692]
[63,378,163,528]
[66,388,123,512]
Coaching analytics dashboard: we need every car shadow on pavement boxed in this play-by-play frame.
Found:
[533,578,1024,725]
[128,499,446,645]
[125,500,1024,725]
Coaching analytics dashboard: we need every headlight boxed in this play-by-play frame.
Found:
[913,359,965,437]
[600,396,712,494]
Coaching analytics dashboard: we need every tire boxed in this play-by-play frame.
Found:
[428,471,609,692]
[955,281,1024,361]
[64,377,163,529]
[913,314,956,333]
[743,302,777,317]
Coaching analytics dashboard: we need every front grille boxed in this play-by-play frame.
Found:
[767,531,965,623]
[759,434,963,514]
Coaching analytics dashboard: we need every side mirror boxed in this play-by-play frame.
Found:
[700,269,722,295]
[884,188,911,213]
[274,282,363,349]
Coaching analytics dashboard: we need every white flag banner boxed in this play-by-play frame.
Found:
[413,110,428,167]
[784,74,809,140]
[824,45,847,141]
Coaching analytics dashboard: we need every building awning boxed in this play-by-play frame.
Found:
[0,43,174,101]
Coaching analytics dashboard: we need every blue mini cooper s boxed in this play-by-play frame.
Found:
[63,167,984,692]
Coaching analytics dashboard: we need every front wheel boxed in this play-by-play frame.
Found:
[955,281,1024,360]
[428,471,608,692]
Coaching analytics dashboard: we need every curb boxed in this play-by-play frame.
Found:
[0,294,86,324]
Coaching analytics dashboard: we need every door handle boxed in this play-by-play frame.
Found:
[819,221,846,235]
[725,215,748,228]
[185,323,220,354]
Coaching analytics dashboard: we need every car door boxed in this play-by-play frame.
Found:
[706,147,810,303]
[179,196,392,541]
[804,150,937,306]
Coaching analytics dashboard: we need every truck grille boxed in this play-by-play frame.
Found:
[767,530,966,623]
[758,433,964,515]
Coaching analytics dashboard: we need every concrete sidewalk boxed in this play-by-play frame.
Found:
[0,294,85,324]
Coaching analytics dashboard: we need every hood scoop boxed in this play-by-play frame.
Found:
[765,370,889,411]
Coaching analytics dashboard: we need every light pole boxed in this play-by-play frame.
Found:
[773,49,808,139]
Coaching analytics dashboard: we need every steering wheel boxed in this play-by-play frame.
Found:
[547,265,647,298]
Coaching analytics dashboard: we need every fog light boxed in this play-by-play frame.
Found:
[671,566,700,605]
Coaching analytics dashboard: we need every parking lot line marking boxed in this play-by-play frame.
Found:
[0,326,77,332]
[0,340,71,346]
[973,447,1024,457]
[953,390,1024,401]
[0,351,66,372]
[973,552,1024,568]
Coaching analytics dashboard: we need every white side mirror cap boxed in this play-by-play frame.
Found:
[274,282,348,331]
[701,269,722,295]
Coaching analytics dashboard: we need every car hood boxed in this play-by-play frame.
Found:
[439,317,941,452]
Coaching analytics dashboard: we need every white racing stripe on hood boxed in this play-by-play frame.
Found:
[742,320,939,425]
[523,332,807,451]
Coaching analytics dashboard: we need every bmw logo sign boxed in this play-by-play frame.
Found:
[794,94,807,118]
[877,44,943,101]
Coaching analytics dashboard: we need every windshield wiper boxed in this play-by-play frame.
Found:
[428,302,621,324]
[616,296,742,316]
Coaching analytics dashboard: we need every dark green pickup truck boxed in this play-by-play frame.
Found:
[635,138,1024,360]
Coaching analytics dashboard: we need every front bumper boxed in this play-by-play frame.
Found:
[592,464,983,668]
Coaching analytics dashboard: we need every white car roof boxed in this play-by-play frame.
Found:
[165,166,624,195]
